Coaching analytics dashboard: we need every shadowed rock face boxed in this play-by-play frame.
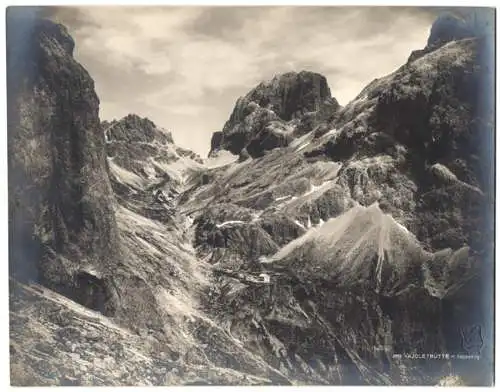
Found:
[7,15,120,313]
[408,9,494,62]
[371,37,491,256]
[210,71,340,157]
[427,14,475,47]
[9,11,494,387]
[245,71,333,121]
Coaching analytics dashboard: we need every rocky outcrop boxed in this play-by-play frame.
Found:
[210,71,339,157]
[7,16,120,313]
[408,10,494,62]
[104,114,179,177]
[176,146,203,163]
[193,203,279,269]
[9,11,494,388]
[103,115,174,145]
[245,71,333,121]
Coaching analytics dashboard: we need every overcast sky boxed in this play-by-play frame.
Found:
[43,6,441,156]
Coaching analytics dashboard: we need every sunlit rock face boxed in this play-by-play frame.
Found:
[9,10,494,387]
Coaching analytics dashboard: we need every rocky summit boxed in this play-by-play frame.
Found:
[8,11,494,387]
[210,71,340,158]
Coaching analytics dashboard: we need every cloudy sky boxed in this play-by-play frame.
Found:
[41,6,443,156]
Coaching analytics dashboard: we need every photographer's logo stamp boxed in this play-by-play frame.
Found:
[460,324,483,355]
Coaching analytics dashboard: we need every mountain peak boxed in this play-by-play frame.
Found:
[7,14,75,56]
[427,13,475,48]
[210,70,339,157]
[103,114,174,145]
[246,70,333,121]
[428,10,494,48]
[409,10,494,62]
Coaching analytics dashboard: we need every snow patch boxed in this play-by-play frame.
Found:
[290,132,314,151]
[258,273,271,283]
[251,212,262,222]
[205,150,239,169]
[321,128,338,138]
[108,160,145,189]
[316,128,340,144]
[296,140,312,152]
[216,220,246,228]
[294,220,306,230]
[303,180,335,197]
[275,195,292,202]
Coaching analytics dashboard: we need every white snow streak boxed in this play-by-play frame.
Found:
[216,220,246,228]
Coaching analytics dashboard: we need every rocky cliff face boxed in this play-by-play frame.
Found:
[210,71,340,158]
[9,11,494,387]
[7,15,120,314]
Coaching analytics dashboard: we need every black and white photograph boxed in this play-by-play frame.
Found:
[6,4,496,386]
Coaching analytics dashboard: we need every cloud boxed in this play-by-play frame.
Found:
[41,6,442,156]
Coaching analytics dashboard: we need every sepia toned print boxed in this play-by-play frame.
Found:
[7,6,495,386]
